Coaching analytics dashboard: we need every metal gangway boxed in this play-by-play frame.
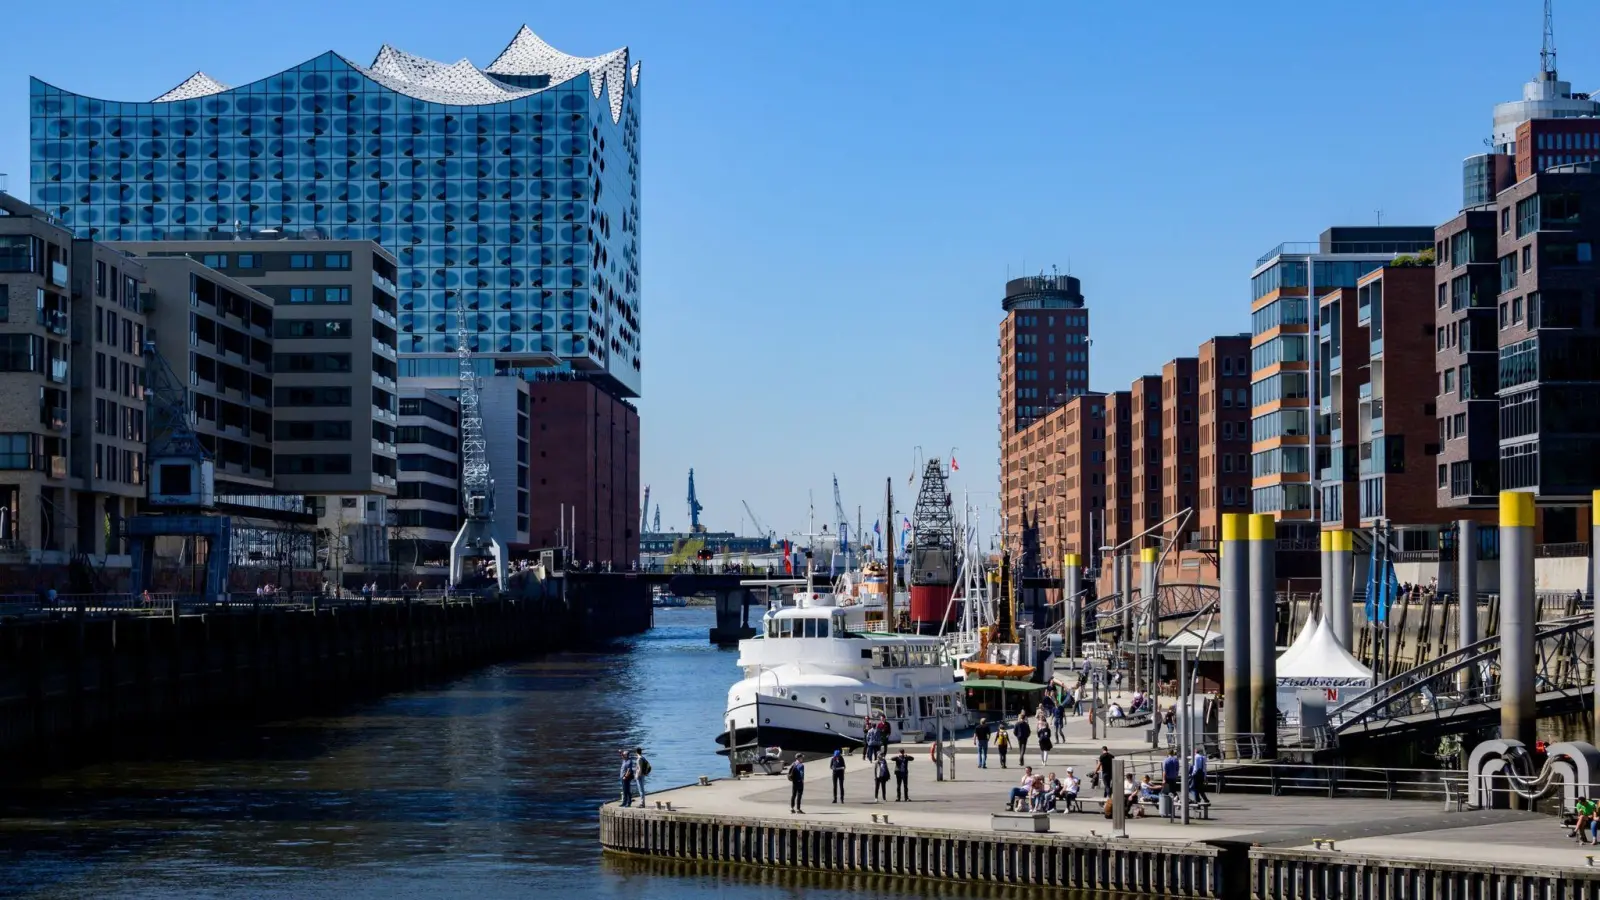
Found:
[1293,614,1594,749]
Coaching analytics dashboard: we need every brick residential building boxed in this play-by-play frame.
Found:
[527,378,640,566]
[1102,390,1133,556]
[1196,335,1252,545]
[998,274,1091,560]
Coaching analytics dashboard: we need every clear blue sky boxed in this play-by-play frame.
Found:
[1,0,1592,542]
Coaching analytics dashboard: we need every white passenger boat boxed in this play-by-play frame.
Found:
[716,590,969,756]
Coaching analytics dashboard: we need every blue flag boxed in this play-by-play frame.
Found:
[1365,534,1379,624]
[1381,561,1401,625]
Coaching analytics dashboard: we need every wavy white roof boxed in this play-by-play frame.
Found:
[353,44,540,106]
[153,72,231,103]
[487,25,632,122]
[146,27,636,117]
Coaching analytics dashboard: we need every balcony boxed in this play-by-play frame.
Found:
[38,308,68,336]
[371,337,397,359]
[1358,382,1372,399]
[49,262,68,288]
[372,270,398,297]
[372,307,397,329]
[48,359,67,384]
[372,405,397,425]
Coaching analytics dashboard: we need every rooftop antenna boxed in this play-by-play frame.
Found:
[1541,0,1557,77]
[1376,209,1384,225]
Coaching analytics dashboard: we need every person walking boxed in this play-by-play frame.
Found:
[873,754,890,801]
[830,749,846,803]
[618,750,638,808]
[1094,746,1115,799]
[788,755,807,814]
[1161,749,1181,818]
[929,740,944,782]
[1190,748,1210,804]
[633,746,651,806]
[891,747,913,801]
[1037,723,1053,763]
[974,718,991,769]
[1013,715,1032,765]
[995,727,1011,769]
[1052,699,1066,735]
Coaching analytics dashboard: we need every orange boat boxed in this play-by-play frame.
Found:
[960,660,1035,680]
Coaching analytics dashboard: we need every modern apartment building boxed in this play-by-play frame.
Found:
[0,193,113,564]
[135,256,275,492]
[1313,286,1369,529]
[117,239,402,497]
[393,387,460,576]
[527,377,639,565]
[1001,389,1104,576]
[1249,226,1434,540]
[1493,165,1600,539]
[1195,335,1252,545]
[1434,210,1504,509]
[1316,264,1452,530]
[999,273,1090,557]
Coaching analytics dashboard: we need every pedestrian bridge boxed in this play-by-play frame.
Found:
[1293,614,1594,749]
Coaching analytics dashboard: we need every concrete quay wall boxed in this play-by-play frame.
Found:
[602,804,1600,900]
[600,804,1231,897]
[1250,847,1600,900]
[0,585,649,761]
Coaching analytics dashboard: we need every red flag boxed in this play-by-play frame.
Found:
[951,456,959,471]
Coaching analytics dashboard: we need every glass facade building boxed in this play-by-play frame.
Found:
[28,27,643,397]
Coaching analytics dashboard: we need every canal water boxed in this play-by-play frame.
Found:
[1,607,1066,899]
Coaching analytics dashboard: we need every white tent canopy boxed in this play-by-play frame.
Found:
[1277,614,1374,723]
[1275,611,1321,671]
[1278,615,1373,683]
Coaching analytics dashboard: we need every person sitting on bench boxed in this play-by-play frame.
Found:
[1108,702,1126,721]
[1061,768,1081,808]
[1034,773,1062,811]
[1006,767,1035,810]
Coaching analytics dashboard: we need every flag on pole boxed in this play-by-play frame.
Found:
[951,456,959,471]
[873,519,881,535]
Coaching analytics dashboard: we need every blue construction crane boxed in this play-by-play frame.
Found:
[687,468,705,533]
[832,474,848,551]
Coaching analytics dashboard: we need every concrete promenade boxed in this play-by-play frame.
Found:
[604,696,1600,896]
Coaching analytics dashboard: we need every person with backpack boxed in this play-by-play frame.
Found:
[891,747,914,801]
[1037,723,1053,763]
[995,726,1010,769]
[633,746,651,805]
[873,753,891,801]
[974,718,991,769]
[1013,715,1032,765]
[864,720,883,762]
[829,749,846,803]
[618,749,638,808]
[788,755,807,814]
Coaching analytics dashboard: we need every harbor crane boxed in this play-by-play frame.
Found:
[687,468,705,533]
[640,484,651,535]
[832,474,848,551]
[652,505,661,533]
[448,296,507,591]
[127,339,230,599]
[741,500,771,540]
